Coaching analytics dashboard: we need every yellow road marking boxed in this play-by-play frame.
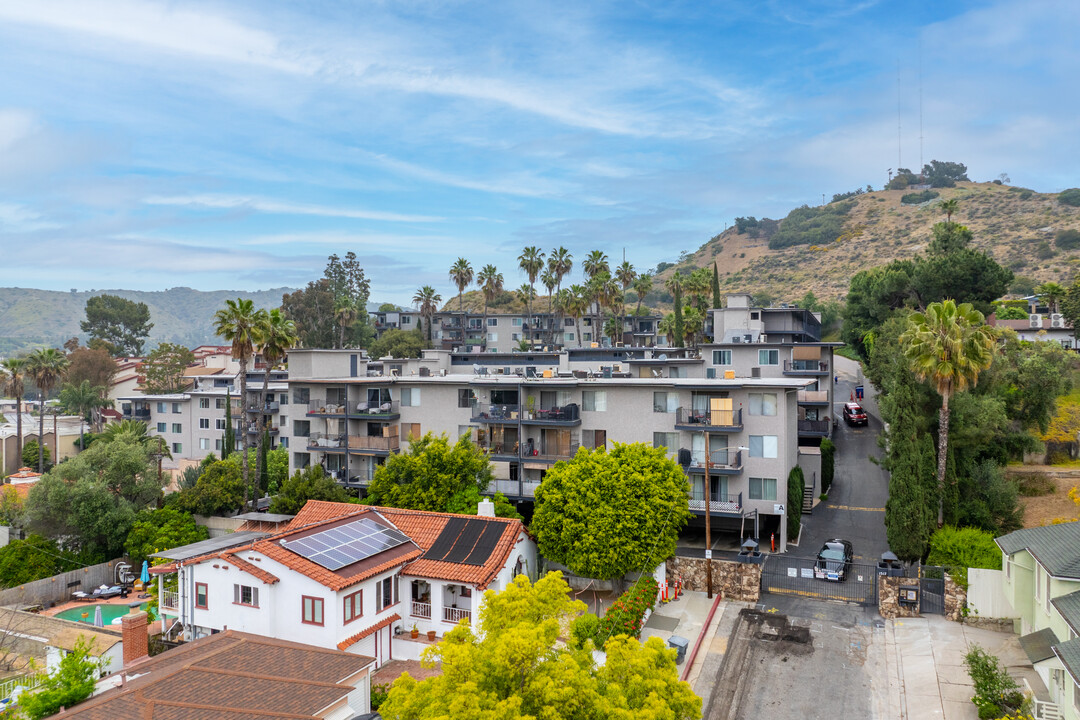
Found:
[765,587,873,601]
[826,504,885,512]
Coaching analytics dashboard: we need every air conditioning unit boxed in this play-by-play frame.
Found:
[1052,313,1065,329]
[732,336,742,343]
[1030,314,1043,328]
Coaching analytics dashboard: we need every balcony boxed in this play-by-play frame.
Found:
[688,492,743,515]
[160,590,179,612]
[477,440,520,460]
[348,435,400,454]
[307,433,347,452]
[783,359,830,376]
[411,601,432,619]
[124,408,151,419]
[797,390,829,405]
[684,449,743,474]
[471,404,521,423]
[247,401,279,413]
[675,407,742,432]
[443,606,472,624]
[520,403,581,426]
[246,424,280,436]
[798,419,831,436]
[307,401,348,417]
[353,400,400,420]
[521,442,580,464]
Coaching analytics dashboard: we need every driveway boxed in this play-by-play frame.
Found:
[795,356,890,565]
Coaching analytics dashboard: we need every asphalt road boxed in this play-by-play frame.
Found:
[795,361,890,566]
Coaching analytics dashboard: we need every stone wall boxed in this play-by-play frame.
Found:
[666,557,761,603]
[944,574,966,622]
[878,576,921,619]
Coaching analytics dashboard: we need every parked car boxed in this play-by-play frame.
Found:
[814,539,853,581]
[843,402,868,426]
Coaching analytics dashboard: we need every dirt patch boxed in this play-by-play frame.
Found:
[1008,466,1080,526]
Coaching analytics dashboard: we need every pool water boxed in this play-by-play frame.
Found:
[54,603,147,625]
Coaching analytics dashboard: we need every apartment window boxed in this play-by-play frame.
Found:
[512,317,523,327]
[565,318,575,327]
[750,311,760,320]
[758,349,779,366]
[172,403,182,414]
[375,576,397,611]
[293,452,311,468]
[157,402,166,413]
[215,439,222,451]
[400,388,421,407]
[669,366,685,379]
[172,443,182,454]
[293,388,310,405]
[748,393,778,416]
[216,398,225,410]
[280,394,288,405]
[343,590,362,624]
[749,477,777,501]
[215,418,226,430]
[199,398,209,409]
[294,420,310,437]
[653,432,679,453]
[653,392,677,413]
[199,418,210,429]
[582,390,607,412]
[564,333,576,342]
[172,423,182,433]
[401,315,411,325]
[233,584,259,607]
[748,435,778,459]
[401,423,422,441]
[713,350,732,365]
[458,389,474,408]
[512,333,521,341]
[1045,571,1052,615]
[583,333,592,342]
[199,438,210,450]
[487,332,498,342]
[583,429,607,450]
[302,596,324,626]
[156,422,166,433]
[195,583,208,609]
[488,318,498,327]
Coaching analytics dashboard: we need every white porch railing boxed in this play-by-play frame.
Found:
[160,590,179,611]
[443,607,472,624]
[0,674,43,701]
[411,601,431,619]
[1033,699,1062,720]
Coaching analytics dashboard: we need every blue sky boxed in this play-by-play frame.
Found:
[1,0,1077,305]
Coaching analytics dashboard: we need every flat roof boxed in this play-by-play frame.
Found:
[150,531,269,561]
[234,512,295,523]
[293,375,815,389]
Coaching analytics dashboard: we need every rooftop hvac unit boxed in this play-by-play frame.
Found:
[744,334,753,343]
[732,336,742,343]
[1052,313,1065,329]
[1029,314,1042,328]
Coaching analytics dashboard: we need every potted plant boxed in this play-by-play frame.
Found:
[410,623,419,639]
[427,629,436,641]
[526,396,536,419]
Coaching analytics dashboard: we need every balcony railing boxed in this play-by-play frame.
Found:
[443,607,472,624]
[685,449,742,472]
[354,400,400,418]
[675,407,742,429]
[160,590,179,611]
[246,424,279,435]
[348,435,400,452]
[307,400,347,416]
[124,408,151,418]
[522,442,580,463]
[797,390,829,403]
[688,492,742,514]
[784,360,830,374]
[798,419,831,435]
[247,401,279,413]
[471,403,520,423]
[307,433,346,449]
[411,601,432,619]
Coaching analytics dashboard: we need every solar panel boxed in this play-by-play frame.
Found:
[283,517,410,571]
[461,522,505,566]
[423,516,469,562]
[442,519,486,564]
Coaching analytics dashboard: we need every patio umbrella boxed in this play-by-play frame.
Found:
[93,605,103,628]
[140,561,150,586]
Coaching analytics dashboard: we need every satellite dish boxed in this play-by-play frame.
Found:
[473,364,482,374]
[658,353,668,361]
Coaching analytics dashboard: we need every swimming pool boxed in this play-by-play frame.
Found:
[54,603,147,625]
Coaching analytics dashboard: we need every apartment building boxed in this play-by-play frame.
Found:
[286,343,823,552]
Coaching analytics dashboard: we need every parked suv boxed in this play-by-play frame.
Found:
[843,402,868,426]
[814,539,853,581]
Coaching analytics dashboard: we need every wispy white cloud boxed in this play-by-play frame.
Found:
[143,194,442,223]
[354,150,569,198]
[0,202,61,231]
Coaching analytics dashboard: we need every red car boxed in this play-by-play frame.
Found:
[843,402,868,426]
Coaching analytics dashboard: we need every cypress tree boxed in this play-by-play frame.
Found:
[884,382,937,561]
[712,263,722,309]
[258,429,270,495]
[672,284,684,348]
[222,390,235,460]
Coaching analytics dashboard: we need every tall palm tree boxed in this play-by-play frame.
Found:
[900,299,996,525]
[518,247,545,339]
[449,258,474,336]
[412,286,442,342]
[548,248,573,347]
[1035,282,1066,315]
[0,357,27,464]
[214,298,268,504]
[58,379,109,451]
[940,198,959,224]
[682,306,705,349]
[633,274,653,316]
[516,284,536,347]
[26,348,68,472]
[539,269,557,347]
[615,261,637,337]
[253,308,297,494]
[583,250,609,281]
[566,285,588,345]
[477,265,504,347]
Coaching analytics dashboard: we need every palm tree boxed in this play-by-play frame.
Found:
[477,265,504,348]
[412,286,442,342]
[599,274,622,345]
[0,357,27,463]
[566,285,588,345]
[539,269,557,347]
[583,250,609,281]
[900,299,996,525]
[99,418,152,444]
[27,349,68,472]
[615,261,637,337]
[58,379,109,451]
[518,247,545,338]
[516,284,536,347]
[684,268,711,314]
[632,274,653,316]
[449,258,474,335]
[1035,282,1066,315]
[548,248,573,347]
[214,298,268,504]
[603,314,622,347]
[334,301,357,349]
[940,198,959,224]
[682,306,705,349]
[253,308,297,494]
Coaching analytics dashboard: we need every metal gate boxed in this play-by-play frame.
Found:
[760,555,878,605]
[919,566,946,615]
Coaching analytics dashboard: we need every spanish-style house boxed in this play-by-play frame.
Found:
[151,500,536,666]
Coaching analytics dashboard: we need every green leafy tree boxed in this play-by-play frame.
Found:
[369,327,428,359]
[266,445,289,494]
[820,438,835,493]
[80,294,153,356]
[269,465,351,515]
[533,443,691,580]
[1035,281,1066,313]
[901,300,996,526]
[58,380,110,451]
[883,387,939,561]
[711,262,722,310]
[27,348,69,473]
[922,160,969,188]
[379,572,700,720]
[0,534,79,589]
[124,507,209,567]
[222,390,235,459]
[926,525,1002,589]
[281,278,338,349]
[19,637,104,720]
[141,342,195,394]
[166,456,248,517]
[365,434,495,514]
[22,440,50,471]
[324,252,373,348]
[64,346,116,423]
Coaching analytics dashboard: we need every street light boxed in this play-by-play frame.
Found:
[701,436,749,599]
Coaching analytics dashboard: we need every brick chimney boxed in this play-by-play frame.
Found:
[121,604,149,666]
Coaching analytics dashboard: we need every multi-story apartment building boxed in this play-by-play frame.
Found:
[286,344,823,552]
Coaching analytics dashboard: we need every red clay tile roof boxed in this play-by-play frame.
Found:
[220,553,280,585]
[337,612,400,651]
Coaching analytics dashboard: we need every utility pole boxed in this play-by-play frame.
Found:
[704,430,713,598]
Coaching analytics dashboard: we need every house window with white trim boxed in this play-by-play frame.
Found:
[343,590,362,624]
[713,350,732,365]
[233,584,259,607]
[749,435,778,459]
[749,477,777,501]
[758,349,779,366]
[302,595,324,626]
[375,575,398,612]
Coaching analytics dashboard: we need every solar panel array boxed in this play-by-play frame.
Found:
[422,517,505,566]
[283,517,411,571]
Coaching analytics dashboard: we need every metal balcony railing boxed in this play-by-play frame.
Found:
[247,401,279,413]
[354,400,400,417]
[471,404,520,422]
[443,606,472,624]
[798,419,831,434]
[688,492,742,513]
[160,590,179,611]
[307,400,347,415]
[307,433,346,449]
[675,407,741,428]
[685,449,742,471]
[784,359,830,373]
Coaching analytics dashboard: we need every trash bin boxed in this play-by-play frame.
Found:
[668,635,689,664]
[855,385,864,400]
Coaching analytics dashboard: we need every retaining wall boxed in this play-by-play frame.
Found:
[0,559,124,609]
[666,556,761,602]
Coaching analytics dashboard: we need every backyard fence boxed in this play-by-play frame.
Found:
[0,559,123,609]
